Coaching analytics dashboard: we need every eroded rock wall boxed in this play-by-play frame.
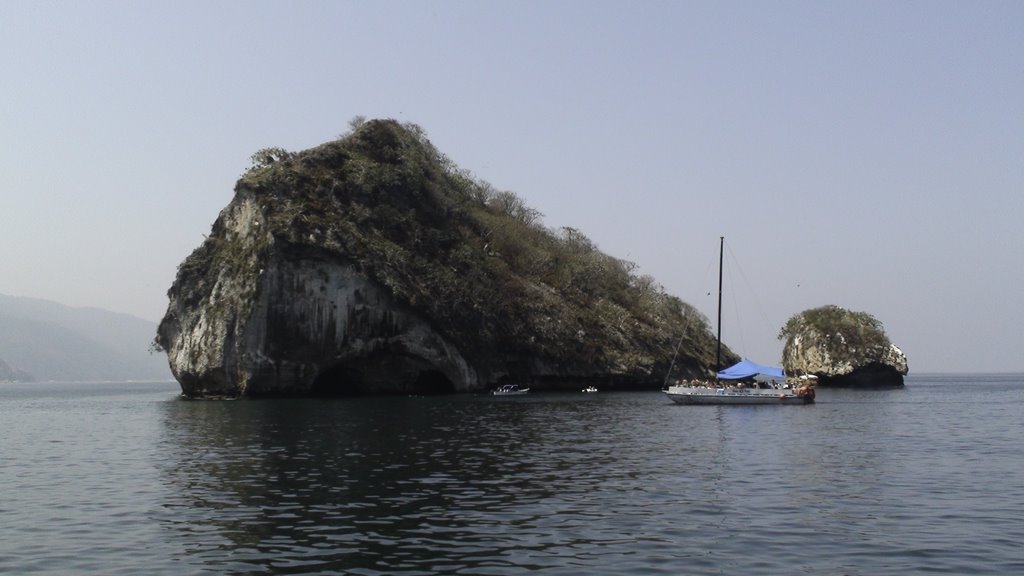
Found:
[160,236,479,397]
[239,254,478,395]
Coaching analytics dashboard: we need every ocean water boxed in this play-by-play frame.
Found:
[0,374,1021,575]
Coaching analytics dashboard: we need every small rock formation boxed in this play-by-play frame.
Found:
[779,305,908,386]
[157,119,725,397]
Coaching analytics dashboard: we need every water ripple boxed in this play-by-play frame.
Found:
[2,379,1024,574]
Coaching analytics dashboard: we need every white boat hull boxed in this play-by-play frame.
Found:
[664,386,813,405]
[493,385,529,395]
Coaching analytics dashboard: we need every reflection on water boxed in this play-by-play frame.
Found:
[152,381,1024,575]
[5,378,1019,575]
[157,394,700,574]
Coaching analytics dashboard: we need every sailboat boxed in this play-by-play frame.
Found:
[663,237,815,405]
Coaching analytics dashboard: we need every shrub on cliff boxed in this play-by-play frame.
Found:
[779,305,889,355]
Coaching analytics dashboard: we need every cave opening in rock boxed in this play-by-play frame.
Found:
[310,363,362,396]
[310,355,456,396]
[412,370,456,395]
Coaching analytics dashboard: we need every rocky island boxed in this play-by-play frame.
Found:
[156,119,729,397]
[779,305,908,387]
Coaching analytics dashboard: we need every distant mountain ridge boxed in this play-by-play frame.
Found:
[0,356,33,382]
[0,294,172,382]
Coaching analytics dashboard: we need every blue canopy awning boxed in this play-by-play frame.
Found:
[717,358,785,380]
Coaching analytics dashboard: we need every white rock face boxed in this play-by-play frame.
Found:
[783,330,908,381]
[159,195,478,397]
[882,343,909,375]
[164,254,480,397]
[783,334,845,376]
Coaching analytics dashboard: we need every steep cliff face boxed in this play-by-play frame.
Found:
[780,305,909,387]
[157,119,725,397]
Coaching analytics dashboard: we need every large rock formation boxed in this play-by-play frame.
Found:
[157,119,727,397]
[779,305,908,387]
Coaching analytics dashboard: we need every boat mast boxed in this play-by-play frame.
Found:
[716,236,723,377]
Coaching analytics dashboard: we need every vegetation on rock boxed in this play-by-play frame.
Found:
[160,119,728,390]
[779,304,907,385]
[779,305,890,357]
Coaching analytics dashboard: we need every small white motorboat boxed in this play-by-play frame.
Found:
[493,384,529,395]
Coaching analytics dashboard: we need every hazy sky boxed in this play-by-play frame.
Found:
[2,1,1021,372]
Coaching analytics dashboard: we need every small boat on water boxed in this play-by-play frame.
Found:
[663,237,815,406]
[582,386,598,393]
[493,384,529,395]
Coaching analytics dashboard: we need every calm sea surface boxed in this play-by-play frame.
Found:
[1,374,1022,575]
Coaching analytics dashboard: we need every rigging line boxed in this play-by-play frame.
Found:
[665,238,721,387]
[723,240,775,355]
[721,250,747,357]
[663,307,712,388]
[696,237,719,325]
[663,331,685,389]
